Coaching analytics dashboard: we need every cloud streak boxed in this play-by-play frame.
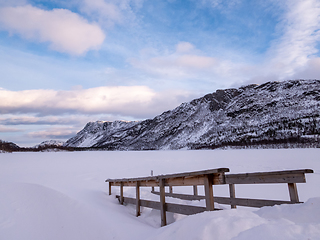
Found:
[0,126,21,133]
[129,0,320,88]
[26,127,77,139]
[0,5,105,55]
[265,0,320,79]
[0,116,82,126]
[0,86,194,119]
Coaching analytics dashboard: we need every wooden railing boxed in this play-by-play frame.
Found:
[105,168,313,226]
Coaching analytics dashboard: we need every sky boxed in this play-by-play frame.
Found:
[0,0,320,147]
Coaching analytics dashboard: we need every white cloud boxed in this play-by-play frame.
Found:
[0,5,105,55]
[27,127,76,139]
[265,0,320,80]
[292,57,320,79]
[176,42,195,53]
[80,0,122,26]
[128,41,239,89]
[197,0,241,9]
[79,0,142,27]
[0,0,27,7]
[129,0,320,88]
[0,86,194,119]
[0,126,21,132]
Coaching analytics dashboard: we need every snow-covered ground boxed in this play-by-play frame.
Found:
[0,149,319,239]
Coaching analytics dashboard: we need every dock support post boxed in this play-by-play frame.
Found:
[288,183,299,203]
[120,182,124,205]
[109,182,112,195]
[151,170,154,192]
[229,184,236,209]
[160,178,167,226]
[136,181,140,217]
[193,185,198,196]
[204,174,214,211]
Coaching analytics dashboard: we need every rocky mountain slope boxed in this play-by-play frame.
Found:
[64,79,320,150]
[0,140,21,152]
[33,140,65,149]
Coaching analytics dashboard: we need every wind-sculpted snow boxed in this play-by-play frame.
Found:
[65,79,320,150]
[0,182,113,240]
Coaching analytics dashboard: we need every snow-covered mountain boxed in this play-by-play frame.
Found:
[64,79,320,150]
[34,140,65,148]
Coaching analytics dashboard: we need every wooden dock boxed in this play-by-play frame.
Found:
[105,168,313,226]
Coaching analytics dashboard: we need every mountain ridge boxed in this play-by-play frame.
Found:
[64,79,320,150]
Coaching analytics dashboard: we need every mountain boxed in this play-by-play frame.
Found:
[33,140,65,149]
[0,140,21,152]
[64,79,320,150]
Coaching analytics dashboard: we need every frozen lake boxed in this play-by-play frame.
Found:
[1,148,319,239]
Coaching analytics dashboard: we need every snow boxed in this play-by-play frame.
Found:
[0,148,320,240]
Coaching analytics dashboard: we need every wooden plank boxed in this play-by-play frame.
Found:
[115,196,215,215]
[229,184,236,209]
[156,168,229,179]
[214,196,301,208]
[151,191,205,201]
[159,178,167,227]
[204,174,214,211]
[227,169,313,178]
[166,173,226,186]
[111,180,158,187]
[150,192,302,208]
[288,183,299,203]
[225,169,313,185]
[116,195,160,209]
[226,173,306,184]
[105,168,229,183]
[169,186,173,193]
[120,182,124,205]
[109,173,225,188]
[166,202,208,215]
[136,181,140,217]
[105,169,312,185]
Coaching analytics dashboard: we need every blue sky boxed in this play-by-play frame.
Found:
[0,0,320,146]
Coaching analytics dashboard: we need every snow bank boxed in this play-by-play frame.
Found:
[148,198,320,240]
[0,182,113,240]
[0,149,319,239]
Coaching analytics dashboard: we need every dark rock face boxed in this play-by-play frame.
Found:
[64,79,320,150]
[0,140,20,152]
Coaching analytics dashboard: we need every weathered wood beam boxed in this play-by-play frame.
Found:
[115,196,216,215]
[288,183,299,203]
[204,174,214,211]
[151,170,155,192]
[108,173,226,187]
[120,182,124,205]
[226,173,306,184]
[108,182,112,195]
[159,178,167,227]
[151,191,204,201]
[229,184,236,209]
[105,168,230,184]
[225,169,313,185]
[193,185,198,196]
[150,191,302,208]
[136,181,140,217]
